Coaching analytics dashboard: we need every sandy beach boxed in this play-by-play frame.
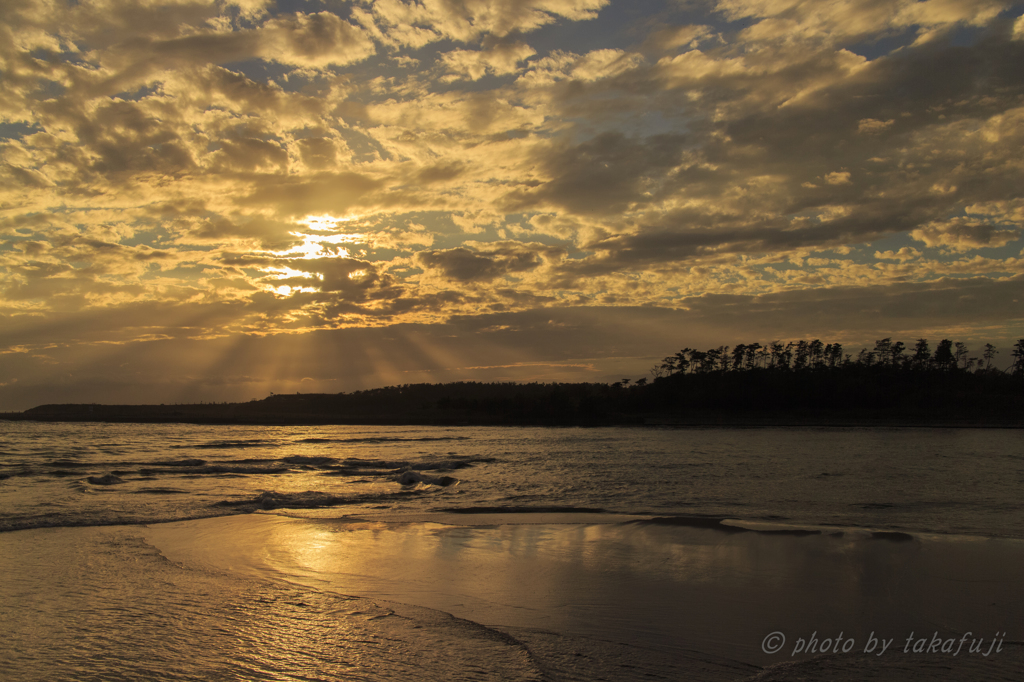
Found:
[8,512,1020,681]
[2,509,1024,675]
[147,513,1024,671]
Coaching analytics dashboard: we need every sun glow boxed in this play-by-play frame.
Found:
[297,214,360,230]
[263,266,321,296]
[280,235,353,260]
[255,214,370,290]
[272,284,319,296]
[266,215,369,260]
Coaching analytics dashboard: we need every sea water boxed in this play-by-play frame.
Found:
[2,422,1022,536]
[2,422,1023,680]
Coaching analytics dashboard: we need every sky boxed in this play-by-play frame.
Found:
[1,0,1023,409]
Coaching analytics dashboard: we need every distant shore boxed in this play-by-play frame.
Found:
[3,370,1021,428]
[2,403,1020,428]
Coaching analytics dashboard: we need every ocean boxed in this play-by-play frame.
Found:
[2,422,1023,680]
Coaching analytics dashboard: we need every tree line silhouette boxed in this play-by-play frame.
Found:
[593,336,1024,422]
[645,337,1024,380]
[10,337,1023,426]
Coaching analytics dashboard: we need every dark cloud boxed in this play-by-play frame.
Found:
[198,66,324,116]
[50,99,197,177]
[540,197,940,280]
[297,137,340,170]
[416,161,467,184]
[416,242,565,282]
[367,0,610,45]
[191,216,298,250]
[277,256,386,296]
[261,12,377,67]
[240,171,384,216]
[676,275,1024,337]
[211,137,288,172]
[721,34,1024,159]
[503,131,688,214]
[2,164,54,188]
[911,218,1021,252]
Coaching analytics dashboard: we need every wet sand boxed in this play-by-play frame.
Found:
[145,513,1024,679]
[2,514,1021,680]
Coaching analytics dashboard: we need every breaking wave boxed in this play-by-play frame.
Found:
[213,488,432,512]
[172,439,281,450]
[296,436,470,444]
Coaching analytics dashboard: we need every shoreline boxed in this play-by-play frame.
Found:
[5,506,1024,541]
[9,504,1021,542]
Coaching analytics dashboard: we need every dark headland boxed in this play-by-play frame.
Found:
[5,335,1023,427]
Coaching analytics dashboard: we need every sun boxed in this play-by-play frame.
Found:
[269,214,368,260]
[254,214,371,295]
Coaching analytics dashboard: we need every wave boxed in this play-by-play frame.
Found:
[213,488,432,512]
[418,509,929,540]
[153,458,207,467]
[86,474,125,486]
[870,530,915,542]
[395,471,459,487]
[130,464,292,476]
[635,516,823,536]
[171,439,280,450]
[5,454,495,490]
[281,455,336,466]
[0,509,240,533]
[295,436,470,444]
[0,498,1004,541]
[342,456,496,471]
[629,515,949,540]
[435,505,610,514]
[215,491,355,511]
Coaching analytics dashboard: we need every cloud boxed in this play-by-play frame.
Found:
[261,255,387,296]
[910,217,1021,252]
[503,131,689,214]
[260,12,377,69]
[366,0,611,46]
[240,172,385,216]
[857,118,895,133]
[440,41,537,81]
[188,215,299,250]
[718,0,1009,46]
[875,247,923,261]
[569,49,644,82]
[415,242,565,282]
[2,0,1024,405]
[644,24,715,53]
